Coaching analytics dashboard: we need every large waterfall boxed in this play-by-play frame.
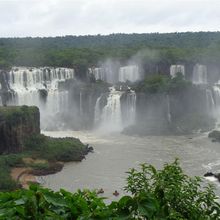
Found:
[94,87,136,133]
[89,67,117,84]
[170,65,185,78]
[89,65,140,84]
[89,68,106,82]
[7,67,74,130]
[96,87,123,132]
[118,65,139,82]
[123,90,136,127]
[192,64,207,84]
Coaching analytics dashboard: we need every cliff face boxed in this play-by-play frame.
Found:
[0,106,40,153]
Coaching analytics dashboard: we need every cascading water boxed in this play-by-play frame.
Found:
[170,65,185,78]
[192,64,207,84]
[89,67,116,84]
[123,90,136,127]
[206,89,215,114]
[118,65,140,82]
[95,87,123,132]
[213,85,220,108]
[89,68,106,81]
[7,67,74,130]
[167,95,171,123]
[94,86,137,133]
[94,96,102,125]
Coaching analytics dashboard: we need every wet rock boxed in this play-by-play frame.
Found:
[204,172,215,177]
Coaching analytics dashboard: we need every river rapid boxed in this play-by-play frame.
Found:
[41,131,220,200]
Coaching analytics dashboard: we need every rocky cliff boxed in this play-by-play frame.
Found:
[0,105,40,153]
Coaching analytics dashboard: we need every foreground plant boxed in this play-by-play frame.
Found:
[0,160,219,220]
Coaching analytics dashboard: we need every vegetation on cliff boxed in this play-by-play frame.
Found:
[133,73,191,94]
[0,106,90,191]
[0,160,219,219]
[0,134,89,191]
[0,106,40,153]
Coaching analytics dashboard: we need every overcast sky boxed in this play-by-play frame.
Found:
[0,0,219,37]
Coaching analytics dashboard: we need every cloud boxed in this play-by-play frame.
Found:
[0,0,219,37]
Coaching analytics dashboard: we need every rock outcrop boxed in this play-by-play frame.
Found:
[0,105,40,153]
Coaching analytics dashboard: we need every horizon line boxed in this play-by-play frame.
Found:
[0,30,220,39]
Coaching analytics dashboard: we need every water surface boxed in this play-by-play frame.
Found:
[41,131,220,199]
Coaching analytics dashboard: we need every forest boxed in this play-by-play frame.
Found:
[0,32,220,70]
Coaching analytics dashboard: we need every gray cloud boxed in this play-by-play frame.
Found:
[0,0,219,37]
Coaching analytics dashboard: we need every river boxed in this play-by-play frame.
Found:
[41,131,220,200]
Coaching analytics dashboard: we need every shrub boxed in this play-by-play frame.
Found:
[24,134,86,162]
[0,160,219,219]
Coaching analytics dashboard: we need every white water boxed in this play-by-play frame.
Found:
[118,65,139,83]
[97,87,123,133]
[123,90,136,127]
[89,65,140,84]
[89,67,116,84]
[94,95,102,126]
[192,64,207,84]
[89,68,106,82]
[206,89,215,113]
[94,87,137,132]
[7,67,74,129]
[167,95,171,123]
[170,65,185,78]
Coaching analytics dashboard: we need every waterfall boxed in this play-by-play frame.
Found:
[96,87,123,132]
[94,96,102,125]
[94,87,137,132]
[89,67,116,84]
[7,67,74,130]
[118,65,139,82]
[167,95,171,123]
[170,65,185,78]
[192,64,207,84]
[206,89,215,113]
[213,86,220,109]
[124,90,136,126]
[89,68,106,81]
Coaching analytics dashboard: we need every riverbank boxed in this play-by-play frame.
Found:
[0,134,93,191]
[10,159,65,188]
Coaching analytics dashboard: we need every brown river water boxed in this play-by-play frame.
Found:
[40,131,220,200]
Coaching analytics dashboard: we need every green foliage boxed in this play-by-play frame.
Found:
[29,162,50,171]
[135,75,170,93]
[0,133,86,191]
[0,160,219,219]
[0,106,39,126]
[24,134,86,162]
[124,160,220,219]
[0,32,220,68]
[167,73,192,94]
[0,155,24,191]
[134,74,191,94]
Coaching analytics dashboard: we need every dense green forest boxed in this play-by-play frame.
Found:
[0,32,220,69]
